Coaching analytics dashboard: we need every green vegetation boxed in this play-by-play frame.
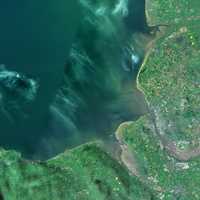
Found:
[146,0,200,25]
[0,0,200,199]
[0,144,154,200]
[120,116,200,199]
[139,0,200,152]
[118,0,200,199]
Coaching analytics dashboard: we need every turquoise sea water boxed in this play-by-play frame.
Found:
[0,0,148,159]
[0,0,80,153]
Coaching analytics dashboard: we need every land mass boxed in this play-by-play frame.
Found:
[0,0,200,199]
[117,0,200,199]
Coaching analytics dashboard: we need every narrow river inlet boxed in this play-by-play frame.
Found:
[0,0,149,159]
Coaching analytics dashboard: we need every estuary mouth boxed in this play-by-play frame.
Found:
[0,0,149,160]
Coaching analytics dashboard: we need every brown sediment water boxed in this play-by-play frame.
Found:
[0,0,152,160]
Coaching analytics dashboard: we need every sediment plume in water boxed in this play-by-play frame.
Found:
[0,0,149,159]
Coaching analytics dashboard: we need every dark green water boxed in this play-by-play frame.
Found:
[0,0,80,153]
[0,0,148,159]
